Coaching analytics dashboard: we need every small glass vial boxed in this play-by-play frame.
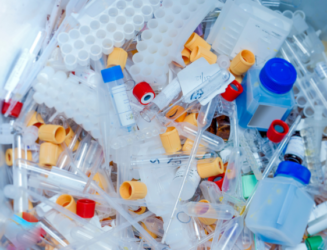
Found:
[284,131,305,164]
[101,65,135,130]
[236,58,297,131]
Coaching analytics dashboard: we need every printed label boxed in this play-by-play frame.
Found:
[112,85,135,127]
[285,136,305,160]
[36,194,60,214]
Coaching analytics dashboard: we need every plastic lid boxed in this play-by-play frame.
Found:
[267,120,289,143]
[274,161,311,184]
[1,100,23,118]
[221,80,244,102]
[76,199,96,218]
[305,236,323,250]
[101,65,124,83]
[259,58,297,94]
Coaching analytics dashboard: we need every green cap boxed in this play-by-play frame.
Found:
[242,174,258,199]
[306,236,323,250]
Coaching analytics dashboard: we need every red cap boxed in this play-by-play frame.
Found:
[208,174,225,191]
[267,120,289,143]
[133,82,155,105]
[76,199,96,218]
[1,100,23,117]
[221,80,243,102]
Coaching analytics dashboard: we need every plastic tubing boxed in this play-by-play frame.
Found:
[60,141,169,250]
[245,114,302,213]
[162,96,219,244]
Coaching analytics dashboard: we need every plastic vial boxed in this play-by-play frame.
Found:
[284,131,304,164]
[101,65,135,130]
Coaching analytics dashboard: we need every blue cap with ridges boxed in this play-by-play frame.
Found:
[101,65,124,83]
[274,161,311,184]
[259,58,297,94]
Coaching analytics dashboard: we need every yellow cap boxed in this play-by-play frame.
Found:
[130,206,147,215]
[197,157,224,178]
[92,172,106,191]
[159,127,182,153]
[204,224,216,242]
[28,200,34,210]
[182,47,191,66]
[165,105,187,122]
[120,181,147,200]
[183,113,198,127]
[185,33,211,51]
[27,112,45,128]
[141,222,157,239]
[182,138,205,156]
[229,50,255,76]
[190,46,217,64]
[5,148,32,166]
[56,194,77,214]
[38,125,66,144]
[39,142,61,168]
[107,47,128,71]
[64,127,80,151]
[197,200,217,225]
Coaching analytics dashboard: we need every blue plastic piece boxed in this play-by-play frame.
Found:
[274,161,311,185]
[236,58,296,131]
[101,65,124,83]
[259,58,297,94]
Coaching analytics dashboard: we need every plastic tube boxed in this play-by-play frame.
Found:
[131,150,218,168]
[162,96,219,244]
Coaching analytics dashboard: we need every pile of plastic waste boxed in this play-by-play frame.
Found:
[1,0,327,249]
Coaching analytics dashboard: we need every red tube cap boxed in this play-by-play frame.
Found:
[133,82,155,105]
[267,120,289,143]
[76,199,96,218]
[208,174,225,191]
[1,100,23,118]
[221,80,243,102]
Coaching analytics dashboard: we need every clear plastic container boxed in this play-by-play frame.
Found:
[245,161,314,246]
[236,58,296,131]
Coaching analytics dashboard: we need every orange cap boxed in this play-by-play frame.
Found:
[190,46,217,64]
[183,113,198,127]
[197,157,224,178]
[92,172,106,191]
[107,47,128,71]
[204,224,216,242]
[159,127,182,153]
[27,112,45,128]
[64,127,80,151]
[182,138,205,156]
[185,33,211,51]
[229,50,255,76]
[120,181,147,200]
[141,222,157,239]
[130,206,147,215]
[197,200,217,225]
[56,194,76,214]
[38,125,66,144]
[5,148,32,166]
[182,47,191,66]
[165,105,187,122]
[39,142,61,168]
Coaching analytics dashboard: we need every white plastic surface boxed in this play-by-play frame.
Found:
[58,0,161,68]
[130,0,216,85]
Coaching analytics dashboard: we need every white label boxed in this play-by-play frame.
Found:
[248,105,287,130]
[285,136,305,160]
[177,58,232,105]
[5,49,32,93]
[112,85,135,127]
[174,167,201,185]
[231,18,285,68]
[36,194,60,214]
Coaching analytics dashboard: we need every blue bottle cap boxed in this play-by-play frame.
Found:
[274,161,311,184]
[101,65,124,83]
[259,58,297,94]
